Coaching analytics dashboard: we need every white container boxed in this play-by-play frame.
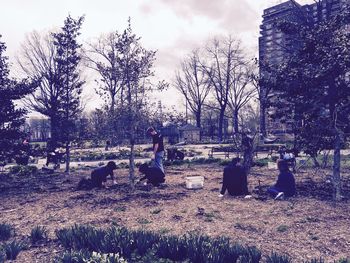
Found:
[268,161,276,170]
[185,176,204,189]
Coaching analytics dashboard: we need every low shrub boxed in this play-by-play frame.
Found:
[2,240,27,260]
[9,165,38,176]
[266,252,292,263]
[30,225,48,244]
[0,223,13,241]
[253,158,269,167]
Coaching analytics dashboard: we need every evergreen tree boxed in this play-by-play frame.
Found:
[52,15,85,173]
[0,36,37,163]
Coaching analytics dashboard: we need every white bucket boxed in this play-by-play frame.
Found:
[185,176,204,189]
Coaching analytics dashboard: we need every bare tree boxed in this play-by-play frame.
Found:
[16,31,62,145]
[201,36,245,141]
[174,50,211,132]
[84,32,124,112]
[228,61,256,133]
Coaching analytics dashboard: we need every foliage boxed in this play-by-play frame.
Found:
[52,15,85,172]
[271,4,350,199]
[0,223,13,241]
[0,36,38,163]
[30,225,48,244]
[9,165,38,176]
[2,240,27,260]
[266,252,292,263]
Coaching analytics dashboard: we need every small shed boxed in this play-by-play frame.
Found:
[179,124,201,143]
[160,124,180,144]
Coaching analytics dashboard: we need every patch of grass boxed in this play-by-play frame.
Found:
[203,212,216,222]
[266,252,292,263]
[137,218,152,225]
[159,228,171,235]
[150,208,162,215]
[2,240,27,260]
[0,223,13,241]
[9,165,38,176]
[276,225,288,233]
[114,206,126,212]
[30,225,48,244]
[306,216,320,223]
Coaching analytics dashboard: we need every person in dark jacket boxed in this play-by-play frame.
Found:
[147,127,165,173]
[219,157,249,197]
[267,159,296,200]
[91,161,118,188]
[138,163,165,187]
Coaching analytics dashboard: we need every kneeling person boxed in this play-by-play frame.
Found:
[267,159,296,200]
[91,161,118,188]
[138,163,165,187]
[219,157,249,197]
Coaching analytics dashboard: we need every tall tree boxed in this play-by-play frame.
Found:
[84,33,125,144]
[17,31,62,145]
[0,36,37,162]
[201,36,244,141]
[53,15,85,173]
[174,50,211,131]
[227,62,256,133]
[272,4,350,200]
[114,20,156,188]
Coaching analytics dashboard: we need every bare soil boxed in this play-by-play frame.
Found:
[0,163,349,262]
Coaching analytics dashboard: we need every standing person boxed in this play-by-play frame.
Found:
[147,127,165,173]
[219,157,249,197]
[267,159,296,200]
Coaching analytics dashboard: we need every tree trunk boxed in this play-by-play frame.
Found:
[233,110,239,133]
[65,142,70,173]
[218,109,225,142]
[260,101,267,137]
[195,110,201,141]
[333,131,342,201]
[129,129,135,190]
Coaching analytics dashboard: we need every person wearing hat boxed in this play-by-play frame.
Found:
[146,127,165,173]
[219,157,249,197]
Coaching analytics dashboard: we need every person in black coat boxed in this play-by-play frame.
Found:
[138,163,165,187]
[267,159,296,200]
[219,157,249,197]
[91,161,118,188]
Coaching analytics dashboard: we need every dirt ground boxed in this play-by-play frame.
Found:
[0,163,349,262]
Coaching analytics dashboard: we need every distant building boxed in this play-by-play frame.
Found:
[259,0,347,134]
[179,124,201,143]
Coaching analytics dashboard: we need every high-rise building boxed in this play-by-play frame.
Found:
[259,0,348,135]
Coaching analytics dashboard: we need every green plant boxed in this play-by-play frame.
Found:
[150,208,162,215]
[9,165,38,176]
[137,218,152,225]
[114,206,126,212]
[132,230,159,256]
[266,252,292,263]
[156,235,188,261]
[30,225,48,244]
[304,258,325,263]
[2,240,27,260]
[0,223,13,241]
[54,250,90,263]
[277,225,288,233]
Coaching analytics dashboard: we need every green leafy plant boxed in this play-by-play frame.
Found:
[30,225,48,244]
[277,225,288,233]
[2,240,27,260]
[266,252,292,263]
[9,165,38,176]
[0,223,13,241]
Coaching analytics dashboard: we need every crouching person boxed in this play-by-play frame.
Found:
[219,157,249,197]
[91,161,118,188]
[267,159,296,200]
[138,163,165,187]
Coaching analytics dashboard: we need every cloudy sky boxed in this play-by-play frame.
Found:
[0,0,314,113]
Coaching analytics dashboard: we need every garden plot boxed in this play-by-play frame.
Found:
[0,163,349,262]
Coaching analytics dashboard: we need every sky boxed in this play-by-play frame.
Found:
[0,0,314,115]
